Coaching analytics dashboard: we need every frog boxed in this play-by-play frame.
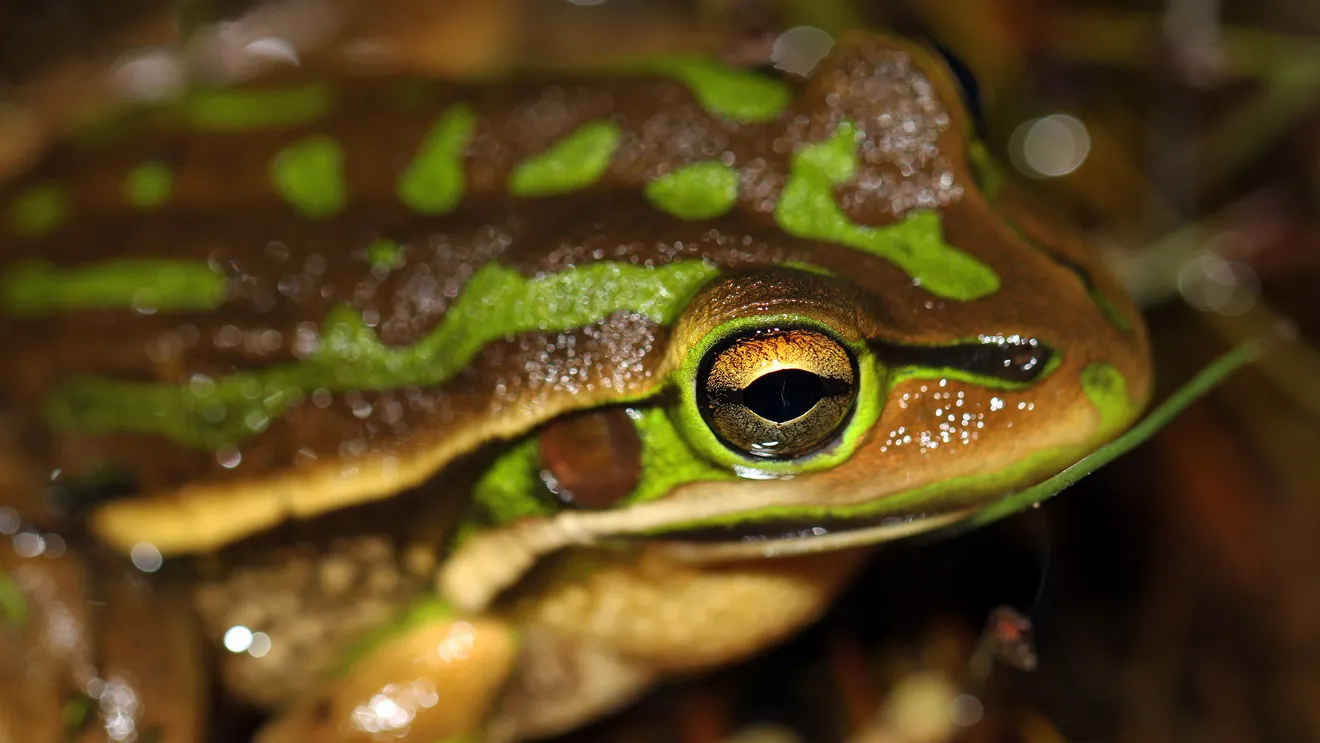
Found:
[0,30,1160,743]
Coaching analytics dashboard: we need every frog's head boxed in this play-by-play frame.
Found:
[430,34,1155,609]
[440,247,1148,610]
[0,32,1154,612]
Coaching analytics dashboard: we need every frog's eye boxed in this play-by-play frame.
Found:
[697,328,857,460]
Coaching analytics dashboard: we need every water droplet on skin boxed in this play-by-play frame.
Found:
[113,48,185,102]
[244,37,300,67]
[247,631,272,657]
[43,533,67,558]
[224,625,254,653]
[217,447,242,469]
[244,410,270,432]
[130,289,159,315]
[12,531,45,557]
[0,508,18,534]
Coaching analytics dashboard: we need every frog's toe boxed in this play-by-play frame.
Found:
[256,611,517,743]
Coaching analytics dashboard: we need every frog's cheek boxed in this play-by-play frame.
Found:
[578,360,1142,557]
[258,613,517,743]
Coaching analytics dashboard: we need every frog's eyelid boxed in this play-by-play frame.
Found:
[962,339,1272,529]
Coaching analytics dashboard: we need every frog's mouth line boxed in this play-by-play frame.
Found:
[641,507,978,564]
[439,504,977,613]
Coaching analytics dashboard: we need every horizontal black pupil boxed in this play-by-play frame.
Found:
[742,369,826,423]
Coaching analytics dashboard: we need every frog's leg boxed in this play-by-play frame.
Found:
[256,546,866,743]
[488,546,870,741]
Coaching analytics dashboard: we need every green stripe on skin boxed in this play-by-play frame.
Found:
[68,83,333,151]
[614,58,792,123]
[125,161,173,209]
[43,260,720,449]
[622,406,734,504]
[471,438,555,527]
[509,121,622,198]
[8,181,68,237]
[1,260,227,317]
[181,83,334,130]
[670,313,885,478]
[398,106,475,215]
[270,135,349,219]
[645,161,740,220]
[775,122,1000,301]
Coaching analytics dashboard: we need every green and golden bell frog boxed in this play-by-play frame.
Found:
[0,30,1258,743]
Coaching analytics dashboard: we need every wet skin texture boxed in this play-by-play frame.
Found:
[0,32,1149,743]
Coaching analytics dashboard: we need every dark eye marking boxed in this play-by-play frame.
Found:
[929,38,987,138]
[872,336,1055,386]
[1041,250,1132,332]
[1009,224,1133,333]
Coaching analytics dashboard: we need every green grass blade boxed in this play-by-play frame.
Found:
[966,339,1272,528]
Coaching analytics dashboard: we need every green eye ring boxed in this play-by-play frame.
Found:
[671,313,885,476]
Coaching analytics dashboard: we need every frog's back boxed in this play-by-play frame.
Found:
[0,32,1151,554]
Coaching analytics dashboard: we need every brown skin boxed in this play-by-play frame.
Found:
[1,34,1145,553]
[0,32,1152,742]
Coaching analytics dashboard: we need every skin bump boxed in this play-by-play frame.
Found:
[775,122,1001,301]
[270,135,349,219]
[645,161,740,220]
[125,161,173,209]
[508,120,622,198]
[399,105,476,215]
